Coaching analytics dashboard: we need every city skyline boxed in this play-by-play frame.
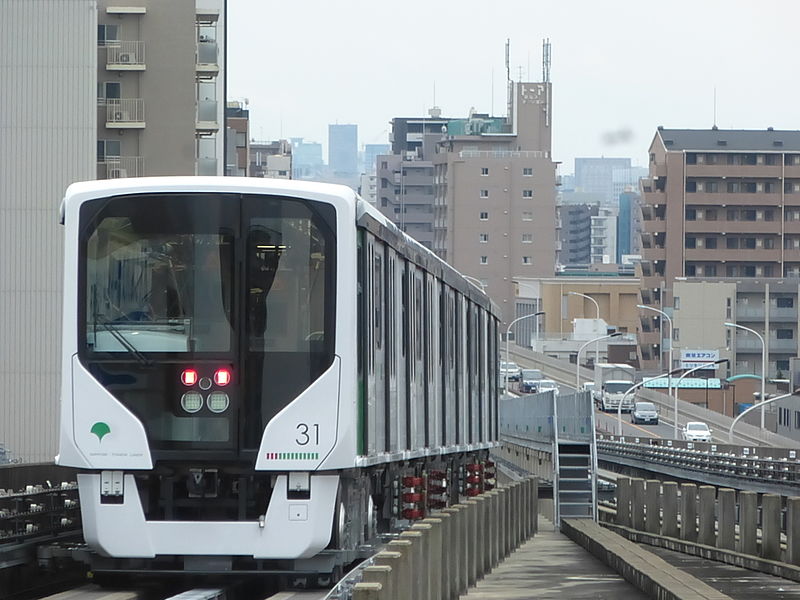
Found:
[226,0,799,174]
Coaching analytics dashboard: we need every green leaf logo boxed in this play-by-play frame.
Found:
[90,422,111,442]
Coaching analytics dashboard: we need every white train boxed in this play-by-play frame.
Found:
[56,177,499,578]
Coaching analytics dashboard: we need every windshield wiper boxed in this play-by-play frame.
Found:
[98,321,153,367]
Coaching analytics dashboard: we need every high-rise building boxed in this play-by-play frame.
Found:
[290,138,324,180]
[363,143,390,175]
[590,206,618,264]
[433,82,557,327]
[637,127,800,369]
[96,0,225,178]
[617,189,641,262]
[558,203,599,266]
[574,157,632,203]
[1,0,96,463]
[225,101,249,176]
[328,124,358,175]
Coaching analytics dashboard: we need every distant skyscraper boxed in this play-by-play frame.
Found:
[363,143,390,174]
[328,124,358,175]
[290,137,323,180]
[617,190,641,262]
[574,158,632,203]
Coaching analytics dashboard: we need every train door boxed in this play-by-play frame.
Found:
[385,248,403,453]
[455,295,468,444]
[408,264,426,450]
[366,235,386,454]
[442,286,456,446]
[425,274,441,448]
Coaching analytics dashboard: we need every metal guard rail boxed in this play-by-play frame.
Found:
[598,435,800,490]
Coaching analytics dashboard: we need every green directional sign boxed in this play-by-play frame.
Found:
[90,422,111,442]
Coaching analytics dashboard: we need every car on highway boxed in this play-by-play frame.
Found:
[630,401,659,425]
[500,361,521,382]
[682,421,712,443]
[536,379,559,397]
[519,369,544,393]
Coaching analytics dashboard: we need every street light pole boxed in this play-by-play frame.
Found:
[576,332,622,392]
[672,358,729,439]
[569,292,601,366]
[729,388,800,442]
[637,304,674,406]
[505,311,545,397]
[618,366,684,436]
[725,322,766,434]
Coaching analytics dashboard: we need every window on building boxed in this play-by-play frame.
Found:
[381,161,388,169]
[705,264,717,276]
[705,209,717,220]
[764,265,774,277]
[742,210,757,221]
[481,167,489,176]
[727,181,740,193]
[726,238,739,249]
[673,328,680,341]
[685,208,697,221]
[685,181,697,193]
[743,265,756,277]
[706,181,719,193]
[479,211,489,221]
[522,211,533,221]
[686,153,697,164]
[685,237,697,249]
[778,359,790,371]
[727,208,738,221]
[522,256,532,265]
[726,265,737,277]
[742,237,756,249]
[522,233,533,243]
[777,297,794,308]
[480,256,488,265]
[764,209,775,221]
[97,81,121,101]
[765,182,777,193]
[480,189,489,198]
[97,140,121,161]
[98,24,119,46]
[523,167,533,176]
[764,238,775,249]
[522,190,533,198]
[777,329,794,339]
[686,265,697,276]
[705,237,717,249]
[795,411,800,429]
[745,182,757,193]
[479,233,489,243]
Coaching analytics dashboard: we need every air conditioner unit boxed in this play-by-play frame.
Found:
[118,52,132,63]
[112,110,130,121]
[108,168,127,179]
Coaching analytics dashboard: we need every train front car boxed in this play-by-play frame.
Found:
[57,178,358,569]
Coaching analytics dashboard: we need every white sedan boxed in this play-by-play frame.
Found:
[682,421,712,443]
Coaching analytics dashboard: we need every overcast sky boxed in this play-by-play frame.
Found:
[227,1,799,174]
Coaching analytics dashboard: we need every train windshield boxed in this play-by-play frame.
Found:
[83,198,235,355]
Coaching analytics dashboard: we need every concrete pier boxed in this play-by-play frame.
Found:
[697,485,716,547]
[679,483,697,542]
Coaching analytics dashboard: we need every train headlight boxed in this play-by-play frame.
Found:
[181,391,204,413]
[207,392,230,413]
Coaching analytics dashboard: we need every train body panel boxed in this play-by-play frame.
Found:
[78,472,338,558]
[56,177,500,569]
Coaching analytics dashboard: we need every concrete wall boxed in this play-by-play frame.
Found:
[0,0,96,463]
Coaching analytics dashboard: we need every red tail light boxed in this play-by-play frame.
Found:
[181,368,198,386]
[214,368,232,386]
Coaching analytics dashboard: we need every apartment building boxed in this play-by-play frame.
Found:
[250,140,292,179]
[376,153,436,248]
[672,278,800,383]
[225,102,249,176]
[590,206,618,264]
[638,128,800,370]
[96,0,225,178]
[558,203,598,266]
[433,82,557,327]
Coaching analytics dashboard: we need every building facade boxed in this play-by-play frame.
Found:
[328,123,358,176]
[638,128,800,370]
[1,0,96,462]
[225,101,249,176]
[557,203,598,266]
[96,0,225,178]
[250,140,292,179]
[433,82,558,327]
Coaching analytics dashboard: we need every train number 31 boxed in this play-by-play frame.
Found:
[296,423,320,446]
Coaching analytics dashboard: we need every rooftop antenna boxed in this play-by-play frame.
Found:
[542,38,551,83]
[713,85,717,128]
[505,38,510,82]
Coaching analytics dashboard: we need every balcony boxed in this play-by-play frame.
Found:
[685,191,779,205]
[98,156,143,179]
[105,98,145,128]
[684,220,777,234]
[768,338,799,353]
[106,41,145,70]
[685,164,782,178]
[196,99,219,134]
[196,41,219,77]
